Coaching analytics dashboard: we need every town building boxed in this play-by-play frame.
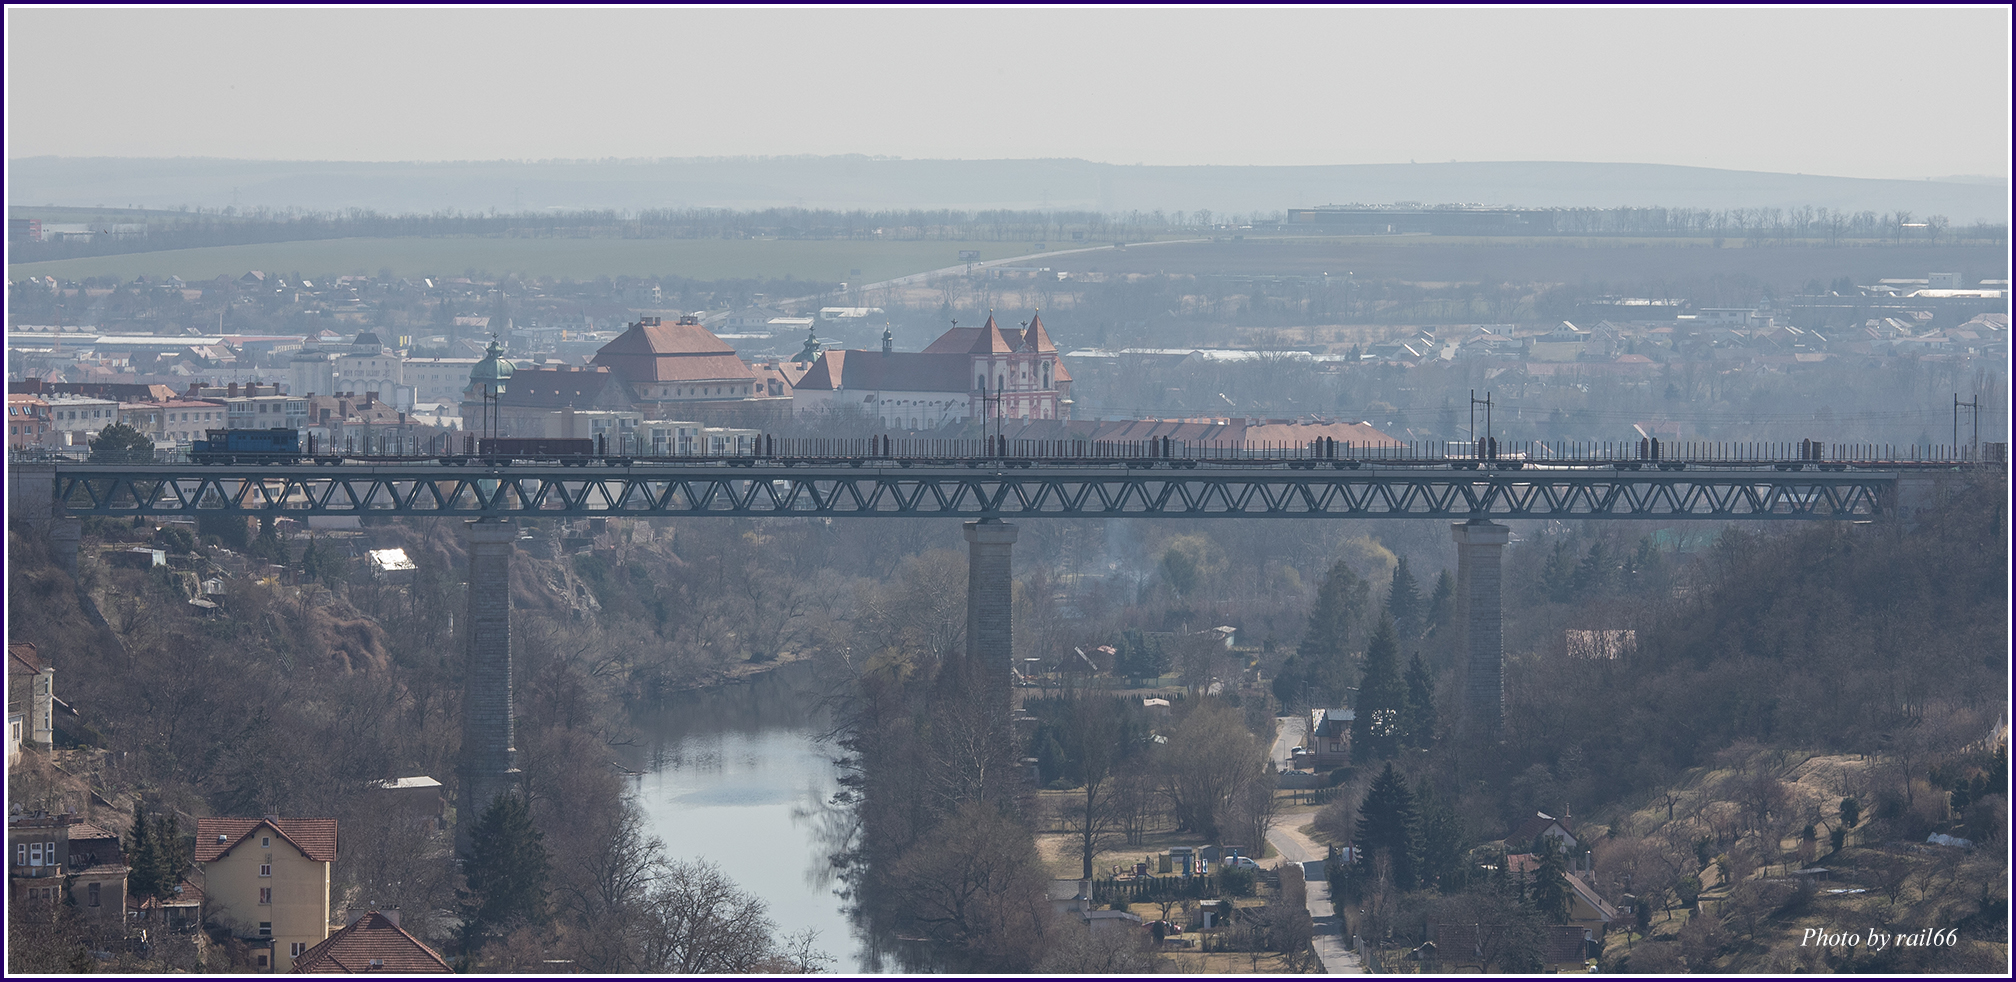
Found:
[289,344,339,400]
[292,910,453,973]
[589,315,773,415]
[151,399,230,445]
[225,388,309,431]
[194,816,338,972]
[1305,707,1353,768]
[7,813,127,922]
[8,393,51,448]
[401,356,482,406]
[791,312,1071,426]
[42,394,122,446]
[334,332,403,394]
[460,316,789,435]
[8,641,54,761]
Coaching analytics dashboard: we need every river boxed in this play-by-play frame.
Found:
[624,661,877,973]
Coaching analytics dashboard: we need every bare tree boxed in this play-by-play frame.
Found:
[635,859,784,974]
[1158,699,1269,840]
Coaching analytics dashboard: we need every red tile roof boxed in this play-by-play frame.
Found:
[194,817,337,863]
[291,912,452,974]
[1508,811,1574,846]
[592,318,755,384]
[967,313,1019,354]
[1022,311,1057,353]
[921,326,982,354]
[9,640,44,673]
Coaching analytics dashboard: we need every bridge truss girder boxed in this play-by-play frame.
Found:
[46,464,1893,521]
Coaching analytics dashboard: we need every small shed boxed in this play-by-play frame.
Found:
[112,547,167,569]
[367,548,417,580]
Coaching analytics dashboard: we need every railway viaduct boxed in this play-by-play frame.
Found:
[9,452,1977,853]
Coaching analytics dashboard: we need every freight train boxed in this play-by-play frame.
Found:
[165,428,1973,470]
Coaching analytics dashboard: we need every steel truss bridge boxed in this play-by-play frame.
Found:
[39,461,1910,521]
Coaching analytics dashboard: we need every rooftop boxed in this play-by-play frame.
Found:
[292,911,453,974]
[194,817,338,864]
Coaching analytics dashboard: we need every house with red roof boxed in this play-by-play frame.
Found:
[292,910,452,974]
[195,816,338,972]
[460,315,790,434]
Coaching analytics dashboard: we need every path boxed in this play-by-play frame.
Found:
[1271,713,1306,769]
[1266,716,1363,974]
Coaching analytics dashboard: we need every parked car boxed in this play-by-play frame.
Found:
[1227,856,1261,870]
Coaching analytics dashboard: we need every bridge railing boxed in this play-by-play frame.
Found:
[9,438,2001,468]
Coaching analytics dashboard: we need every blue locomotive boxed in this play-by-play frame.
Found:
[191,427,303,464]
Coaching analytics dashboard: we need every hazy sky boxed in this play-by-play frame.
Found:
[7,6,2010,181]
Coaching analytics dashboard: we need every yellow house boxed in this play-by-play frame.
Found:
[194,817,337,972]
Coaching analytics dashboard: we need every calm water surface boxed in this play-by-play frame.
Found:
[626,663,876,973]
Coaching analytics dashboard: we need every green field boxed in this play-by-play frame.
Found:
[6,236,1064,284]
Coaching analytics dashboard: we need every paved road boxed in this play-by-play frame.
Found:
[773,237,1210,307]
[1271,713,1306,769]
[1267,716,1362,974]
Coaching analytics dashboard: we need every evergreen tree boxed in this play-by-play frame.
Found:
[1273,559,1367,710]
[126,801,161,899]
[1417,789,1466,893]
[1425,570,1455,635]
[1540,540,1577,603]
[87,421,154,464]
[1572,540,1612,596]
[1387,556,1421,637]
[1401,652,1438,748]
[1529,839,1572,923]
[1354,762,1421,891]
[125,802,183,902]
[1115,631,1167,680]
[1624,535,1663,585]
[300,535,323,581]
[459,793,550,951]
[1160,547,1200,597]
[1351,615,1406,763]
[248,516,289,565]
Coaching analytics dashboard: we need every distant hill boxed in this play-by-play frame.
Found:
[8,156,2006,223]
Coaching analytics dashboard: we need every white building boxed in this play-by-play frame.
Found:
[334,331,403,394]
[42,395,121,446]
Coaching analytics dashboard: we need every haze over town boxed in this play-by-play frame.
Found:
[5,6,2009,977]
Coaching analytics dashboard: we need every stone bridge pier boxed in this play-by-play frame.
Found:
[964,519,1018,716]
[457,518,521,856]
[1452,520,1509,743]
[6,463,79,574]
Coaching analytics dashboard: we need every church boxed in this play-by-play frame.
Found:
[790,311,1072,429]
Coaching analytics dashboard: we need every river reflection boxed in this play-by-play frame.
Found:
[625,662,878,973]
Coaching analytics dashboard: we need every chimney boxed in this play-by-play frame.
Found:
[227,383,238,397]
